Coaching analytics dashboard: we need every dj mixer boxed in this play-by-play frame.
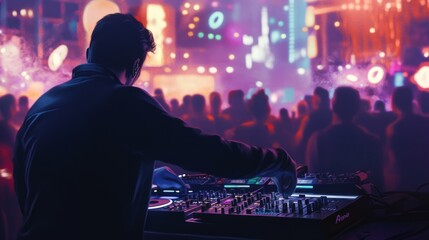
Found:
[146,185,367,239]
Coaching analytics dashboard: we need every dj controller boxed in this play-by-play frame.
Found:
[146,171,369,239]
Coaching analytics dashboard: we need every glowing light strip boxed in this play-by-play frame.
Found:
[288,0,295,63]
[295,185,314,189]
[148,199,173,210]
[297,179,314,184]
[224,185,251,188]
[162,190,175,193]
[291,193,358,199]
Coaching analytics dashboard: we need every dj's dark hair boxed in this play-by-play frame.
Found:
[87,13,156,72]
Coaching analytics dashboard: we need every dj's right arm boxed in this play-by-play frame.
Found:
[117,87,297,190]
[148,112,297,195]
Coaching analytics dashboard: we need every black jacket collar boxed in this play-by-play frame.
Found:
[72,63,121,84]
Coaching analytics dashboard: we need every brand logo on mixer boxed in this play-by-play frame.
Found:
[335,212,350,224]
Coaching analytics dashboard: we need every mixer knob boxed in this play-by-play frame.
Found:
[290,203,296,213]
[237,196,241,202]
[282,202,288,213]
[236,207,241,214]
[298,205,303,214]
[214,207,218,213]
[221,207,225,214]
[242,195,247,201]
[316,198,322,207]
[264,202,270,210]
[186,200,190,208]
[205,202,211,209]
[216,197,221,204]
[306,204,312,214]
[246,208,252,214]
[257,192,262,200]
[321,196,328,205]
[228,207,234,214]
[305,199,310,205]
[244,202,248,208]
[311,202,317,211]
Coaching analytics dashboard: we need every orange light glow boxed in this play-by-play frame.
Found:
[83,0,120,46]
[153,74,215,104]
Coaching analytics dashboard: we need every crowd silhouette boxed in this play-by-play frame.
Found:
[2,83,429,239]
[146,85,429,193]
[2,85,429,193]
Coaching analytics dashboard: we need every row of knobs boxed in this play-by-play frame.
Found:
[209,194,329,215]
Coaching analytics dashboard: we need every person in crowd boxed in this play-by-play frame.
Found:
[227,89,275,148]
[291,99,309,134]
[221,89,252,127]
[305,86,384,190]
[178,94,192,117]
[209,91,231,136]
[12,95,29,127]
[385,86,429,191]
[169,98,181,117]
[274,108,294,151]
[0,94,17,172]
[374,100,386,113]
[0,94,21,240]
[182,94,215,134]
[372,100,396,143]
[355,98,378,135]
[295,87,332,164]
[153,88,170,112]
[418,91,429,117]
[13,13,297,240]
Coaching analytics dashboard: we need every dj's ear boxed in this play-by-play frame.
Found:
[86,48,91,62]
[132,58,141,79]
[126,58,142,86]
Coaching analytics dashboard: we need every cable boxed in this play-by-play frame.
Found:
[416,182,429,192]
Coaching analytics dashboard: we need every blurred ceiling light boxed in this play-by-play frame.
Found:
[346,74,358,82]
[413,64,429,90]
[48,44,68,72]
[83,0,120,45]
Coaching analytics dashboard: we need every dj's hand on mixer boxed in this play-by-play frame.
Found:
[272,160,297,196]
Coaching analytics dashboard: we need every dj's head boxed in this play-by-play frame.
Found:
[86,13,156,85]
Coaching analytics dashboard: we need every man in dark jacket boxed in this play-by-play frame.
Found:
[13,14,297,240]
